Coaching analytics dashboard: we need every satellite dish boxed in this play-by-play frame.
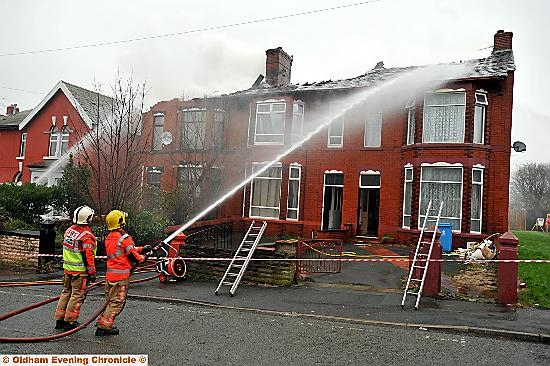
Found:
[161,131,173,146]
[512,141,526,153]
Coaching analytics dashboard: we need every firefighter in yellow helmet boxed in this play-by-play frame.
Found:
[54,205,97,330]
[95,210,152,336]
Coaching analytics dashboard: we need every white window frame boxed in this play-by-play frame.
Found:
[470,166,484,234]
[60,126,70,156]
[48,126,60,157]
[402,165,413,229]
[254,102,286,145]
[473,91,488,144]
[364,110,382,148]
[286,163,301,220]
[291,101,304,144]
[419,163,463,232]
[422,91,466,143]
[327,115,344,148]
[406,99,415,145]
[249,163,282,219]
[18,132,27,158]
[321,170,344,230]
[146,166,163,188]
[152,112,164,152]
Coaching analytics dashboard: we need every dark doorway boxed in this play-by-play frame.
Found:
[357,174,380,237]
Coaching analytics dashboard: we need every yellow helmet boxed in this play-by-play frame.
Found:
[105,210,128,231]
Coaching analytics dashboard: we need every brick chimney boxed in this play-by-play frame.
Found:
[6,104,19,115]
[493,30,513,51]
[265,47,293,87]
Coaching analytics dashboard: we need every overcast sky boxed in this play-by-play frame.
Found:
[0,0,548,168]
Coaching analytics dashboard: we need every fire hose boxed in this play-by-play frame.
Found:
[0,263,158,343]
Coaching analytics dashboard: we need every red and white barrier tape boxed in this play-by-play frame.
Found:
[1,251,549,263]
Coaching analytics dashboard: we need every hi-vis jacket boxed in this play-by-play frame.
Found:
[105,229,145,281]
[62,225,97,275]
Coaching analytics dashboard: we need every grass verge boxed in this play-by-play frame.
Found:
[512,230,550,309]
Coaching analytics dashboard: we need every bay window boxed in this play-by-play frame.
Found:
[250,163,282,219]
[254,102,286,144]
[470,167,484,233]
[423,91,466,143]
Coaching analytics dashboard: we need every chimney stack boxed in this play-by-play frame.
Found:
[493,30,513,51]
[6,104,19,115]
[265,47,293,87]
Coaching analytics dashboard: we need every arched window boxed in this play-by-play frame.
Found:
[49,126,60,157]
[61,126,70,155]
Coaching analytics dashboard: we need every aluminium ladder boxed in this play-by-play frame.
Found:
[401,200,444,309]
[215,220,267,296]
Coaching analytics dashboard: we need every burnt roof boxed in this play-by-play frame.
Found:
[229,49,515,97]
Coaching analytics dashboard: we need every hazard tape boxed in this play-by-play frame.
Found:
[1,251,549,263]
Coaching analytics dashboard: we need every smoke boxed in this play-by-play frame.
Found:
[117,33,265,103]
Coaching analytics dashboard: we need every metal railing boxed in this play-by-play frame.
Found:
[296,239,343,277]
[185,222,234,250]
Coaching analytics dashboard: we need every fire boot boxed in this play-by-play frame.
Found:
[95,327,120,336]
[54,320,66,330]
[64,321,80,330]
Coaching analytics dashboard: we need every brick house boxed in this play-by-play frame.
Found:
[142,30,515,248]
[0,81,112,186]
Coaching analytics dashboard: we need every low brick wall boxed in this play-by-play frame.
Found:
[0,229,40,269]
[179,244,296,286]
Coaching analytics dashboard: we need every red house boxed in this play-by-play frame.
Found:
[142,30,515,247]
[0,81,112,186]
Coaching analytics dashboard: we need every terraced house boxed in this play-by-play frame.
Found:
[142,30,515,249]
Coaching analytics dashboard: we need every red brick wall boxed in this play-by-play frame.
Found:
[0,129,22,182]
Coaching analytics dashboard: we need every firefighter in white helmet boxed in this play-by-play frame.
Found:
[54,205,97,330]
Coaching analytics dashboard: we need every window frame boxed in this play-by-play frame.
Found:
[473,91,488,144]
[18,132,27,158]
[402,165,413,229]
[364,110,382,148]
[422,91,466,143]
[177,164,203,199]
[152,112,165,152]
[291,101,304,144]
[406,98,415,145]
[286,164,302,221]
[60,126,70,156]
[254,102,286,145]
[249,163,283,219]
[181,109,207,151]
[418,164,463,232]
[146,166,163,188]
[470,167,484,234]
[48,126,60,157]
[321,171,344,230]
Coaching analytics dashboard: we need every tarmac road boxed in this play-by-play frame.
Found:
[1,285,549,365]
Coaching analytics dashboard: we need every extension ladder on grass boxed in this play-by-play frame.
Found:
[401,200,444,309]
[215,220,267,296]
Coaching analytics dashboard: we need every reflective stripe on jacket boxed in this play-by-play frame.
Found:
[62,225,97,274]
[105,230,143,281]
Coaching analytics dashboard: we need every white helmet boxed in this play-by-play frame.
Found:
[73,205,95,225]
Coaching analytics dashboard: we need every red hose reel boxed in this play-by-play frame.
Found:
[155,233,187,283]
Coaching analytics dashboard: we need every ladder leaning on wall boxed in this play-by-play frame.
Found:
[401,200,444,310]
[215,220,267,297]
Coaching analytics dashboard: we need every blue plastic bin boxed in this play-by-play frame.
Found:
[437,223,453,252]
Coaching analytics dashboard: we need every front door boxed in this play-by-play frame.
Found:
[357,173,380,237]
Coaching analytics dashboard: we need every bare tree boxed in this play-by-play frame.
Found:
[69,75,151,214]
[510,162,550,225]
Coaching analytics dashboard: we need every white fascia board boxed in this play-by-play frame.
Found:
[360,170,380,175]
[19,81,94,130]
[421,162,463,167]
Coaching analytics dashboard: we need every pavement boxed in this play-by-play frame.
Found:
[1,243,549,343]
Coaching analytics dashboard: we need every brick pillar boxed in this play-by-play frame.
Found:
[169,233,187,257]
[496,232,518,304]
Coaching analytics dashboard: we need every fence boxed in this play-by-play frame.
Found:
[185,222,234,250]
[296,239,343,278]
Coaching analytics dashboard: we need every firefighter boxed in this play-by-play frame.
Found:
[95,210,152,336]
[54,205,97,330]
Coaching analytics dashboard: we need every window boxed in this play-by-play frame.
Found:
[419,165,463,230]
[364,111,382,147]
[49,126,59,157]
[291,102,304,144]
[182,110,206,150]
[19,132,27,158]
[250,163,282,219]
[406,99,415,145]
[60,126,70,155]
[254,102,286,144]
[286,165,301,220]
[213,110,225,148]
[473,92,488,144]
[152,113,164,151]
[422,92,466,143]
[402,166,413,228]
[470,168,484,233]
[177,165,202,198]
[14,172,22,186]
[322,172,344,230]
[327,116,344,147]
[146,167,162,188]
